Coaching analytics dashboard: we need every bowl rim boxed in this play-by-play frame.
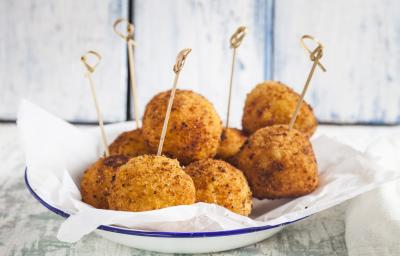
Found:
[25,168,308,238]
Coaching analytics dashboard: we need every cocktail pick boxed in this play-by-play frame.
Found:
[113,18,140,129]
[226,26,247,128]
[157,48,192,156]
[288,35,326,131]
[81,51,110,156]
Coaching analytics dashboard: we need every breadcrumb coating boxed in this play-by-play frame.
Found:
[109,128,149,157]
[142,90,222,165]
[185,159,252,216]
[242,81,317,137]
[216,128,247,164]
[108,155,196,212]
[80,155,130,209]
[236,125,318,199]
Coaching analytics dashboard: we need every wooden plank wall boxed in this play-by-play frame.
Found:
[273,0,400,124]
[134,0,400,125]
[0,0,128,122]
[1,0,399,125]
[134,0,273,128]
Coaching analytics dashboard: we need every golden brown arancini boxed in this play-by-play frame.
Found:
[185,159,252,216]
[109,128,149,157]
[236,125,318,199]
[108,155,196,212]
[142,90,223,165]
[216,128,247,163]
[242,81,317,137]
[80,155,130,209]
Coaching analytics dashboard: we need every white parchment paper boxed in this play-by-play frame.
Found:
[17,100,400,242]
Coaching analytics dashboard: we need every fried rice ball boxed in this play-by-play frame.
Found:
[142,90,223,165]
[236,125,318,199]
[242,81,317,137]
[185,159,252,216]
[109,128,149,157]
[108,155,196,212]
[216,128,247,163]
[80,155,130,209]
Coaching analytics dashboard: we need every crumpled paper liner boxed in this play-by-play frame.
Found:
[17,100,400,242]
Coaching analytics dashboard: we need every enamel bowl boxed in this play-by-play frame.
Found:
[25,168,306,254]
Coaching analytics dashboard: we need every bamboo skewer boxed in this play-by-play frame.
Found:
[226,26,247,128]
[157,48,192,156]
[288,35,326,131]
[81,51,110,156]
[114,18,140,129]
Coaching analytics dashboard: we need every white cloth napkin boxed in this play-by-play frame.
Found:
[346,134,400,256]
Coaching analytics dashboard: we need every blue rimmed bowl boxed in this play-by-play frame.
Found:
[25,168,306,254]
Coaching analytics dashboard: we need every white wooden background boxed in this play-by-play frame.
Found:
[134,0,272,128]
[1,0,399,125]
[273,0,400,124]
[0,0,128,123]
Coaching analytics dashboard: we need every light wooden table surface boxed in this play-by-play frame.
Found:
[1,124,399,256]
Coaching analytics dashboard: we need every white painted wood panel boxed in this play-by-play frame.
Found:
[0,0,128,122]
[273,0,400,124]
[134,0,272,128]
[3,0,398,124]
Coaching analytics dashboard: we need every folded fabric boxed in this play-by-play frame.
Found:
[346,134,400,256]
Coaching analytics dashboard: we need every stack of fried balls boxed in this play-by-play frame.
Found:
[80,81,319,216]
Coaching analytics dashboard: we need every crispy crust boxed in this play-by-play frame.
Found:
[109,128,149,157]
[216,128,247,164]
[80,155,129,209]
[185,159,252,216]
[242,81,317,137]
[236,125,318,199]
[108,155,196,212]
[142,90,222,165]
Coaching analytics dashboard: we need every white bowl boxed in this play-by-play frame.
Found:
[25,168,306,254]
